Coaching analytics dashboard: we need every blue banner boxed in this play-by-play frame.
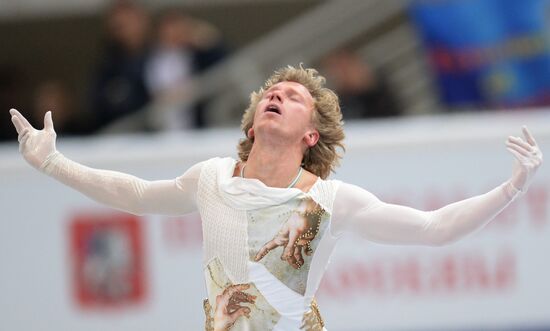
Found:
[409,0,550,109]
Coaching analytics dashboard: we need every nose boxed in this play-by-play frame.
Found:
[269,91,282,103]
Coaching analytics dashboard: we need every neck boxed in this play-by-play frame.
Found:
[243,139,304,188]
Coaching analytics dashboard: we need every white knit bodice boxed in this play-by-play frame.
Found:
[196,157,339,330]
[196,157,340,283]
[196,157,250,282]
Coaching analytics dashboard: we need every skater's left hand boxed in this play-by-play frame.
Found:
[10,108,58,170]
[505,125,543,194]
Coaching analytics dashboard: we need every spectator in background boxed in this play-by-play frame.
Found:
[321,49,401,119]
[32,80,94,136]
[145,9,228,130]
[0,66,28,142]
[90,0,151,131]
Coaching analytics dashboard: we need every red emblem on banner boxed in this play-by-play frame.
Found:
[69,212,147,309]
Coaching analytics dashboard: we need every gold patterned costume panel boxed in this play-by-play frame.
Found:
[301,298,325,331]
[204,297,325,331]
[247,198,328,295]
[204,257,280,330]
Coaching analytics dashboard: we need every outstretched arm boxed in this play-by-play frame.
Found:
[10,108,200,216]
[331,126,543,245]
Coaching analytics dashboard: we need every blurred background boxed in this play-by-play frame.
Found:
[0,0,549,330]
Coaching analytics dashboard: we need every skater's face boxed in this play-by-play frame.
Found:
[252,81,319,148]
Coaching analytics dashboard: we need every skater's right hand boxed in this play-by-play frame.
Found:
[9,108,58,170]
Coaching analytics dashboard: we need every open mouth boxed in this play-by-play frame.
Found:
[265,104,281,115]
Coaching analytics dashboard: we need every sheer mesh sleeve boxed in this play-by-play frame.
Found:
[41,151,202,216]
[330,180,520,245]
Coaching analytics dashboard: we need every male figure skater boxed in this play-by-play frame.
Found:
[9,66,543,331]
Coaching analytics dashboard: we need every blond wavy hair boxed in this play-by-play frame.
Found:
[237,65,345,179]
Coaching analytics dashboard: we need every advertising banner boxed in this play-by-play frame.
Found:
[1,111,549,330]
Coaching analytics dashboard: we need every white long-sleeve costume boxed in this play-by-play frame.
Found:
[39,153,523,331]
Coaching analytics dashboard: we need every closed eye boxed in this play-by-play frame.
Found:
[288,92,303,103]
